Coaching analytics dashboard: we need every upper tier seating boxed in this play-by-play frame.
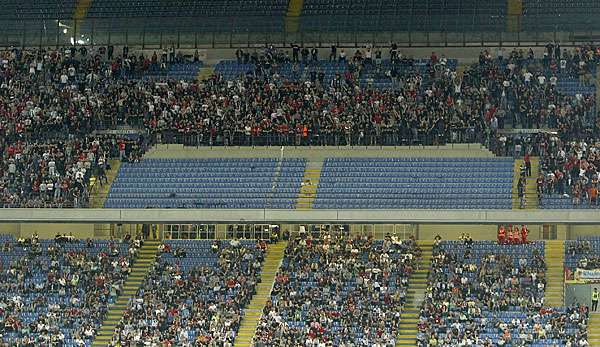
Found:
[300,0,507,32]
[105,158,306,209]
[522,0,600,31]
[87,0,289,18]
[314,158,515,209]
[0,0,76,20]
[214,58,458,89]
[4,0,600,33]
[419,240,588,346]
[254,235,419,346]
[140,62,203,81]
[0,235,133,346]
[112,239,265,345]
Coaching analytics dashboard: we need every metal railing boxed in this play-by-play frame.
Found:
[152,127,490,148]
[3,16,600,49]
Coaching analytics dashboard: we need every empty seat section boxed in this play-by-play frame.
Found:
[105,158,306,209]
[313,157,514,209]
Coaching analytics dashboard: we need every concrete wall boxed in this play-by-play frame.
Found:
[145,144,495,160]
[0,221,598,240]
[569,225,600,239]
[18,223,95,239]
[0,224,20,237]
[131,46,556,66]
[417,224,556,241]
[1,208,600,224]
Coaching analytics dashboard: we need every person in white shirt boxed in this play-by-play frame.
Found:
[537,75,546,85]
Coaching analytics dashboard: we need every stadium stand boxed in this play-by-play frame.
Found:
[565,237,600,276]
[0,42,596,209]
[300,0,507,32]
[0,0,77,20]
[522,0,600,32]
[110,239,265,345]
[105,156,521,210]
[140,62,203,81]
[0,234,135,346]
[253,234,420,346]
[537,134,600,209]
[213,58,458,88]
[104,158,306,209]
[314,157,514,209]
[418,240,589,346]
[86,0,289,18]
[5,2,600,347]
[4,0,600,33]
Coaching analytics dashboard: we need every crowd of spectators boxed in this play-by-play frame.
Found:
[536,135,600,206]
[566,240,600,274]
[499,132,600,207]
[1,43,599,207]
[111,240,265,346]
[253,233,420,347]
[0,234,136,346]
[0,135,142,208]
[489,129,600,208]
[0,46,148,208]
[418,240,588,346]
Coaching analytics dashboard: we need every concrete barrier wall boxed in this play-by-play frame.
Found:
[145,144,495,160]
[0,208,599,225]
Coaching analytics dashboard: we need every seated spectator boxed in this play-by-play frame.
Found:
[254,233,419,346]
[112,240,265,346]
[0,236,133,345]
[418,240,588,346]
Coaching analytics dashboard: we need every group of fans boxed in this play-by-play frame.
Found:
[253,233,420,347]
[497,225,529,244]
[111,240,265,346]
[537,134,600,206]
[0,235,139,346]
[0,42,599,207]
[418,239,589,346]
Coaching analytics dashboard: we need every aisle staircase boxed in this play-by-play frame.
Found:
[544,240,565,307]
[285,0,304,32]
[512,157,539,209]
[589,313,600,346]
[73,0,93,32]
[89,159,121,208]
[92,240,160,346]
[396,240,434,346]
[296,162,322,209]
[197,66,215,81]
[234,241,288,347]
[456,63,468,78]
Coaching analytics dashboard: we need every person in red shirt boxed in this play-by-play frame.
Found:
[498,225,506,244]
[118,140,126,160]
[524,153,532,177]
[590,186,599,206]
[521,225,528,244]
[507,227,513,244]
